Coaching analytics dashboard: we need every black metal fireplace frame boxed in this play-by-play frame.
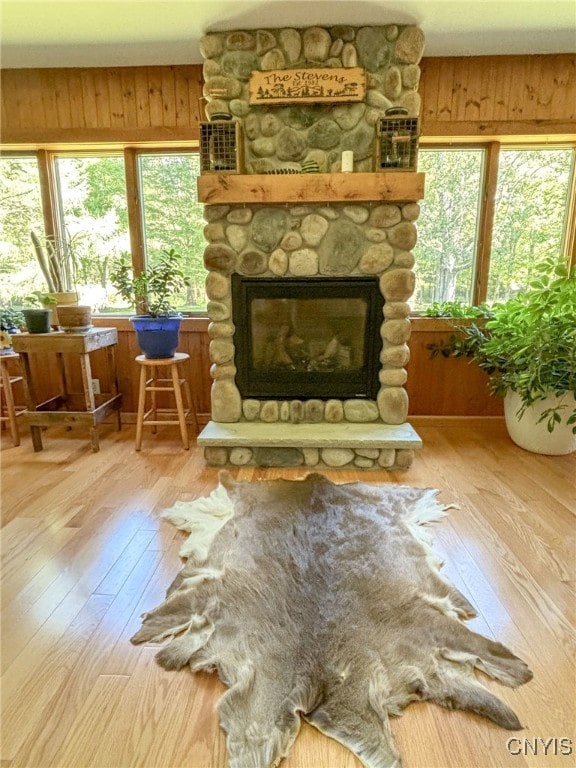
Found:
[231,275,384,400]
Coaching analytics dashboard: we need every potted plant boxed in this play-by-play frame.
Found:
[0,307,25,353]
[30,230,78,327]
[427,257,576,455]
[21,296,53,334]
[110,248,190,359]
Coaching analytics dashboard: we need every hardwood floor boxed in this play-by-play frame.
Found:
[1,420,574,768]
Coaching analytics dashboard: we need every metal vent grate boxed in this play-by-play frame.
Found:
[199,121,243,174]
[374,117,420,171]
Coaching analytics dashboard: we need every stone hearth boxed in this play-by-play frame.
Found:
[197,24,425,470]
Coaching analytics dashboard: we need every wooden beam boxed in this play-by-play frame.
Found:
[197,172,425,204]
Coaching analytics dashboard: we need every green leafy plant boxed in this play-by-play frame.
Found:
[0,306,25,331]
[110,249,190,318]
[423,301,493,319]
[427,257,576,433]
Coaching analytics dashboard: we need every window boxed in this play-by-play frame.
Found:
[489,148,575,302]
[54,154,130,312]
[0,147,206,315]
[414,144,575,311]
[138,153,207,311]
[0,154,45,307]
[414,148,485,308]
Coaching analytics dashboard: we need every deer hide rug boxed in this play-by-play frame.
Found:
[131,472,532,768]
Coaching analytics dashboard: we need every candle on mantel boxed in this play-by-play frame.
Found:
[341,151,354,173]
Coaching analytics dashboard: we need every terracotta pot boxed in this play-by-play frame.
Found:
[56,304,92,333]
[46,291,78,327]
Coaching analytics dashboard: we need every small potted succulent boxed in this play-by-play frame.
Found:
[110,248,190,359]
[0,306,25,352]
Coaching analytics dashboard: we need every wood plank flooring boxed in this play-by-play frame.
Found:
[1,420,575,768]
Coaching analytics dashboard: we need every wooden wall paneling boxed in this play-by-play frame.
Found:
[67,70,86,129]
[79,69,99,128]
[161,67,177,126]
[147,67,164,126]
[175,67,191,128]
[53,69,73,129]
[406,320,503,416]
[1,69,23,129]
[92,68,112,129]
[21,70,44,129]
[39,70,59,129]
[107,69,126,129]
[134,69,151,129]
[435,58,455,122]
[120,69,138,128]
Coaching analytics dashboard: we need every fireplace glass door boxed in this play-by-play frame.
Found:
[232,276,383,399]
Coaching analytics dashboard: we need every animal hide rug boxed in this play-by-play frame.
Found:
[131,472,532,768]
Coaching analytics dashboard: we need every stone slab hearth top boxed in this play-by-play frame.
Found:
[198,421,422,449]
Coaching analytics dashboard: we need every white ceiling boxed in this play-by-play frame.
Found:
[0,0,575,68]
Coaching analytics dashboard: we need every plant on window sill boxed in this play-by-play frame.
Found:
[110,248,190,318]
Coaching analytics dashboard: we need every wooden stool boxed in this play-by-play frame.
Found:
[135,353,197,450]
[0,352,26,447]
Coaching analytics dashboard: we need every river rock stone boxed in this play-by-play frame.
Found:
[251,208,288,250]
[379,368,408,386]
[401,64,421,89]
[394,251,415,268]
[356,26,390,71]
[343,205,369,224]
[378,449,396,468]
[377,386,409,424]
[277,127,308,162]
[290,400,304,423]
[305,399,325,422]
[204,222,225,242]
[260,113,282,136]
[318,218,363,274]
[208,321,234,339]
[402,202,421,221]
[399,90,421,117]
[226,31,255,50]
[260,400,280,422]
[209,338,234,365]
[238,250,268,275]
[341,42,358,67]
[366,228,388,243]
[383,301,411,319]
[206,300,230,322]
[381,344,410,367]
[200,34,223,59]
[303,448,320,466]
[210,363,236,380]
[379,269,416,301]
[324,399,344,422]
[230,447,253,466]
[381,318,411,345]
[254,447,304,467]
[280,231,303,250]
[205,271,229,300]
[221,52,258,81]
[321,448,355,467]
[261,48,286,70]
[343,400,380,422]
[204,243,237,272]
[395,26,425,64]
[289,249,319,275]
[269,248,289,275]
[301,214,329,246]
[395,449,415,468]
[211,380,242,422]
[226,224,248,252]
[204,447,228,466]
[279,28,302,63]
[388,222,417,250]
[204,205,230,223]
[251,137,275,157]
[227,208,253,225]
[303,27,331,61]
[256,30,276,55]
[242,399,261,421]
[308,119,341,149]
[383,67,402,99]
[370,204,402,228]
[203,75,242,99]
[359,242,394,273]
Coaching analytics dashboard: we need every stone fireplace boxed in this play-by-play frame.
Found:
[196,24,425,470]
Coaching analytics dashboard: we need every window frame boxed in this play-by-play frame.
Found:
[418,138,576,309]
[2,138,575,316]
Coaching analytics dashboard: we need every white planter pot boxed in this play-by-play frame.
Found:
[504,391,576,455]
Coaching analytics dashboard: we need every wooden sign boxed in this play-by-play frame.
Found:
[249,67,365,105]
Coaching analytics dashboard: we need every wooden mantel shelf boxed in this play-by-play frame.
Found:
[197,172,425,205]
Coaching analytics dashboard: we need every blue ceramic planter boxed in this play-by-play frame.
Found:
[131,315,182,359]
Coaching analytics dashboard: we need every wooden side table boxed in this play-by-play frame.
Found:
[12,327,122,452]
